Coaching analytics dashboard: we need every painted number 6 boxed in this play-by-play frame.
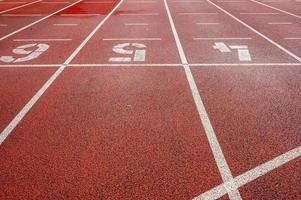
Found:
[0,43,49,63]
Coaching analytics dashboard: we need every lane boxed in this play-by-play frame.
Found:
[0,0,81,40]
[0,67,58,132]
[239,156,301,199]
[190,65,301,178]
[0,0,40,13]
[210,0,301,61]
[71,0,181,64]
[0,67,224,199]
[0,1,121,65]
[253,0,301,17]
[167,0,298,64]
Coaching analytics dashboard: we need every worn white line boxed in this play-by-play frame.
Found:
[60,14,100,16]
[164,0,242,199]
[124,23,149,26]
[179,12,219,15]
[2,14,42,16]
[69,63,182,67]
[250,0,301,19]
[53,23,78,26]
[0,0,83,41]
[190,63,301,66]
[0,0,41,14]
[119,13,159,15]
[0,0,125,145]
[240,12,279,15]
[13,38,72,41]
[268,22,292,25]
[284,37,301,40]
[194,146,301,200]
[194,37,252,40]
[207,0,301,62]
[103,38,161,41]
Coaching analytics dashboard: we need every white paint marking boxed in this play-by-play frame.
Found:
[124,23,149,26]
[53,23,78,26]
[194,37,252,40]
[194,146,301,200]
[13,39,72,41]
[60,14,100,16]
[2,14,42,16]
[164,0,242,199]
[119,13,159,15]
[250,0,301,19]
[0,0,125,145]
[207,0,301,62]
[0,0,41,15]
[103,38,161,41]
[284,37,301,40]
[179,12,219,15]
[268,22,292,25]
[240,12,279,15]
[0,0,83,41]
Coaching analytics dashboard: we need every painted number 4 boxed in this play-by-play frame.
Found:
[213,42,252,61]
[0,43,49,63]
[109,43,146,62]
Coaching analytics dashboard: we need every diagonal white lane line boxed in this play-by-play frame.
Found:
[0,0,42,15]
[250,0,301,19]
[207,0,301,62]
[194,145,301,199]
[0,0,125,145]
[0,0,83,41]
[163,0,242,199]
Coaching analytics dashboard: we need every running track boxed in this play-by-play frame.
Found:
[0,0,300,199]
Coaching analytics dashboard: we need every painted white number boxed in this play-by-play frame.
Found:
[213,42,252,61]
[109,43,146,62]
[0,43,49,63]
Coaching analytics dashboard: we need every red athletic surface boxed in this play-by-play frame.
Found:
[0,0,300,199]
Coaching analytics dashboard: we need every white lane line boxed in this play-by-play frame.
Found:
[41,2,70,4]
[194,146,301,200]
[0,0,41,15]
[13,39,72,41]
[268,22,292,25]
[207,0,301,62]
[2,14,42,16]
[124,23,149,26]
[179,12,219,15]
[196,22,220,25]
[250,0,301,19]
[53,23,78,26]
[240,12,279,15]
[60,14,100,16]
[69,63,182,67]
[119,13,159,15]
[83,1,113,3]
[284,37,301,40]
[164,0,242,199]
[190,63,301,66]
[194,37,252,40]
[103,38,161,41]
[0,0,83,41]
[0,0,125,145]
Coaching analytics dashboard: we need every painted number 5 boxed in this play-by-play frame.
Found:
[109,43,146,62]
[0,43,49,63]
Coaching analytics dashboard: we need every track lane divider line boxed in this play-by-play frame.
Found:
[0,0,125,145]
[0,0,83,41]
[250,0,301,19]
[194,145,301,200]
[163,0,242,199]
[0,0,42,14]
[207,0,301,62]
